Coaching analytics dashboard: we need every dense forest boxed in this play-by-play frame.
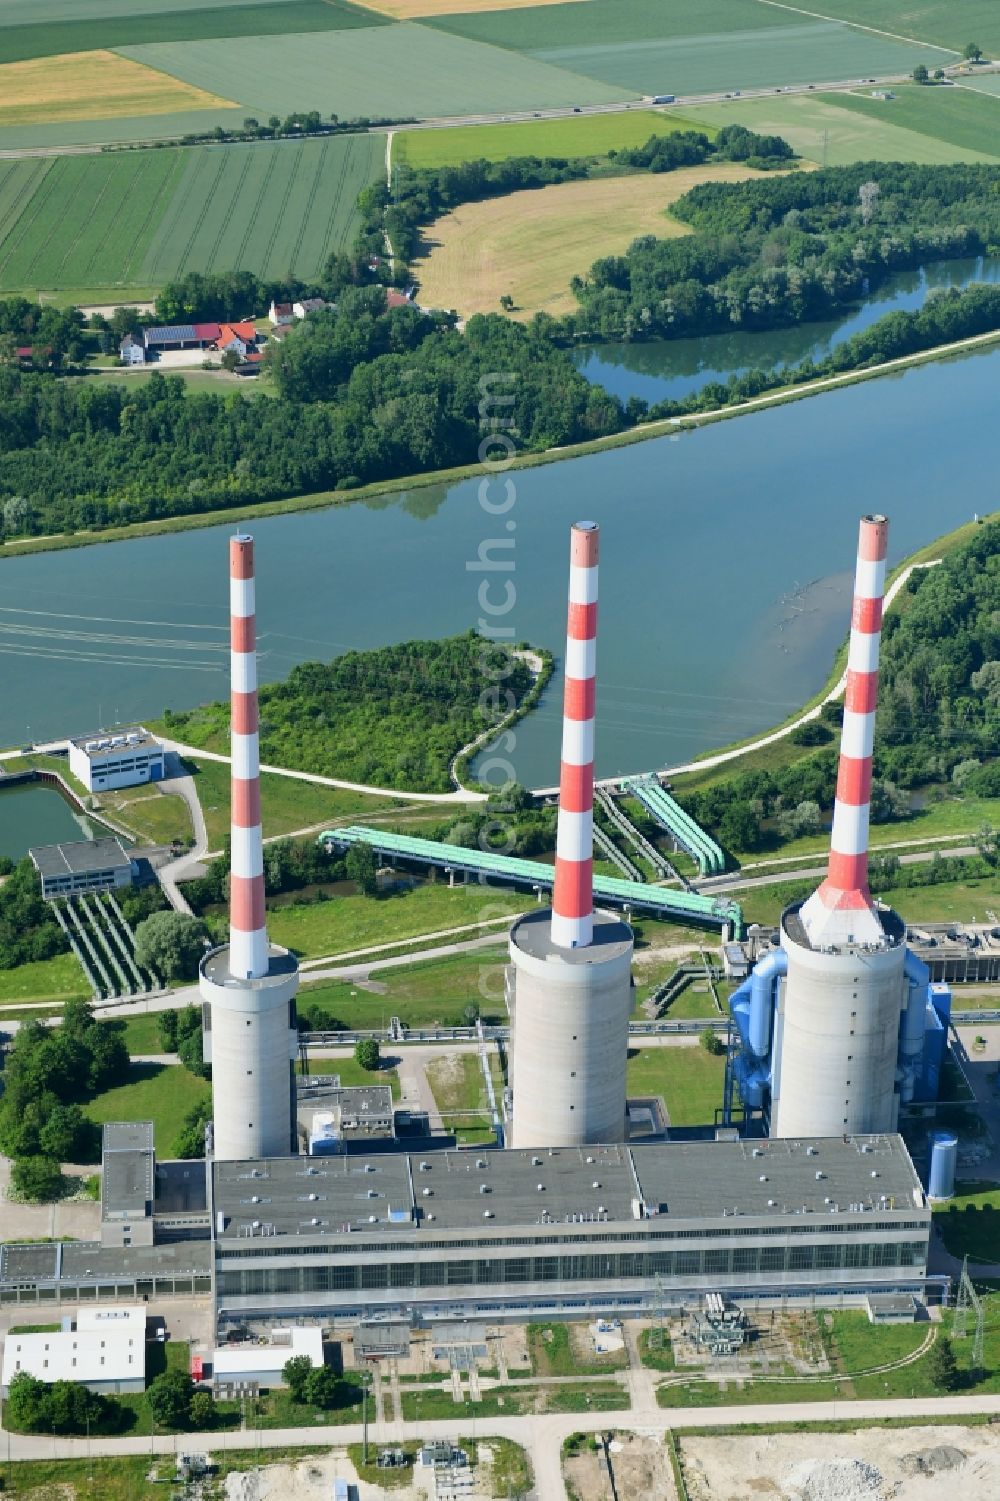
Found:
[0,857,68,968]
[677,521,1000,852]
[0,303,624,537]
[164,632,543,792]
[569,161,1000,340]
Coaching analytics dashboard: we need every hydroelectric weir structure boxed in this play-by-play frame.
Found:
[726,515,948,1137]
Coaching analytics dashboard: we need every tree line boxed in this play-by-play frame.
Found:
[569,160,1000,341]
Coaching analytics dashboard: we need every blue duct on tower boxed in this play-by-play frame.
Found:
[749,948,787,1058]
[728,949,786,1112]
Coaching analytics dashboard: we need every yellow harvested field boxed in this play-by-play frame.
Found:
[0,50,235,127]
[414,166,767,321]
[360,0,577,13]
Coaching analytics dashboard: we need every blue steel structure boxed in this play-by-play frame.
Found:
[725,936,951,1129]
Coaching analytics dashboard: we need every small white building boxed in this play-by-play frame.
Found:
[119,334,145,366]
[293,298,327,319]
[69,726,164,793]
[1,1305,146,1396]
[269,300,294,326]
[212,1326,323,1390]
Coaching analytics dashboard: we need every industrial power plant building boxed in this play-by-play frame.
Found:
[0,519,954,1334]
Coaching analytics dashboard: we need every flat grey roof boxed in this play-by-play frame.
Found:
[0,1241,211,1285]
[511,908,633,965]
[70,728,159,759]
[103,1122,153,1153]
[155,1159,209,1216]
[298,1080,394,1114]
[102,1120,154,1218]
[30,838,130,878]
[212,1135,924,1242]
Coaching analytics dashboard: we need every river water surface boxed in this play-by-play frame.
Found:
[0,344,994,789]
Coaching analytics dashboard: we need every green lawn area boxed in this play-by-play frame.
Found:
[113,1010,171,1054]
[297,1054,400,1094]
[527,1323,628,1377]
[396,108,713,169]
[627,1044,725,1127]
[729,793,1000,868]
[300,945,509,1030]
[0,951,88,1006]
[188,756,409,849]
[401,1381,624,1421]
[832,84,1000,157]
[83,1063,210,1151]
[935,1181,1000,1263]
[265,883,527,961]
[737,875,998,930]
[93,779,192,846]
[426,1052,488,1114]
[25,751,88,797]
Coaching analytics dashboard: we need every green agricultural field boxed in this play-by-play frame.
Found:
[776,1,1000,55]
[0,1,385,66]
[431,0,954,97]
[429,0,796,52]
[688,91,1000,163]
[120,24,633,121]
[528,25,953,100]
[0,134,381,295]
[396,109,714,169]
[833,84,1000,157]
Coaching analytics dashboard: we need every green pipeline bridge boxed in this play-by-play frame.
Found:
[318,826,743,934]
[623,776,725,877]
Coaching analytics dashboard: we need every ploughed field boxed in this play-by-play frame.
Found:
[0,133,381,295]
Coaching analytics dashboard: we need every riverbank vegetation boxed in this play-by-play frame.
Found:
[2,160,1000,552]
[674,520,1000,862]
[162,633,542,793]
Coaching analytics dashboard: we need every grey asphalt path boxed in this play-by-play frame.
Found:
[7,1395,1000,1499]
[156,756,209,915]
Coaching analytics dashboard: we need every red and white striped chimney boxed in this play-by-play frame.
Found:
[800,513,889,948]
[229,534,269,980]
[551,521,599,950]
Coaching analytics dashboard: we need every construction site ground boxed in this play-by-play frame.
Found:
[679,1423,1000,1501]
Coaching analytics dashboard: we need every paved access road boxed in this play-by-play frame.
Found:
[6,1394,1000,1500]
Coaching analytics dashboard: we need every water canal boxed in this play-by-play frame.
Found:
[0,343,994,790]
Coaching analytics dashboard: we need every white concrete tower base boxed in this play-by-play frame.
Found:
[771,902,907,1139]
[507,907,633,1149]
[200,945,300,1161]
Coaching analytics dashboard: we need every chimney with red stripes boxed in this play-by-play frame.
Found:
[799,513,889,949]
[199,533,300,1162]
[507,520,634,1149]
[770,513,909,1140]
[229,534,269,979]
[551,520,598,949]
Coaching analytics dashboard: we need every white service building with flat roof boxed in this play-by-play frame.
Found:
[68,727,164,793]
[212,1325,323,1389]
[1,1305,146,1396]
